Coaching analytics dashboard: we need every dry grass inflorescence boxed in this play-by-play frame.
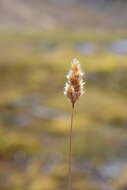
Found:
[64,58,85,190]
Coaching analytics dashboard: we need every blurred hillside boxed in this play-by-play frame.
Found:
[1,0,127,29]
[0,28,127,190]
[0,0,127,190]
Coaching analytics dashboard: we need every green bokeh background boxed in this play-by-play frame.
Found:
[0,1,127,190]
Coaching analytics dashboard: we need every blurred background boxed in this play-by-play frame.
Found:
[0,0,127,190]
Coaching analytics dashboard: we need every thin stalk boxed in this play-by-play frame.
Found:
[68,103,74,190]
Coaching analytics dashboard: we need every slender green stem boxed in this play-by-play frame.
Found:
[68,103,74,190]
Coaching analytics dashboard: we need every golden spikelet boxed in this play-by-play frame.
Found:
[64,58,85,107]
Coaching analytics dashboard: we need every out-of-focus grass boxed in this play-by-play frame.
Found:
[0,127,42,158]
[0,30,127,190]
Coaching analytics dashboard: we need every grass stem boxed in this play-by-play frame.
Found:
[68,103,74,190]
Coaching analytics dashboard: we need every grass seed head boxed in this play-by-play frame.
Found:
[64,58,85,106]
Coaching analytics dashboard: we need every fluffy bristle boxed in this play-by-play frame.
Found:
[64,58,85,106]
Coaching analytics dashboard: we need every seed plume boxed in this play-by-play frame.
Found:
[64,58,85,107]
